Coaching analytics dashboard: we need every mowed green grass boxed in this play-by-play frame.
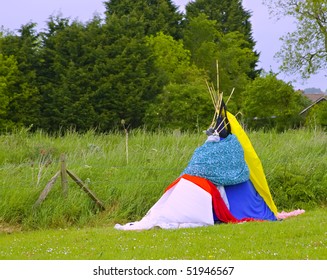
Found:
[0,208,325,260]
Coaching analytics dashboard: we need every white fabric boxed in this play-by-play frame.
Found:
[114,178,214,230]
[206,135,220,142]
[217,185,229,209]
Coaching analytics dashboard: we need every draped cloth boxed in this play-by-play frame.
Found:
[114,175,256,231]
[226,112,278,215]
[180,134,249,186]
[114,112,280,231]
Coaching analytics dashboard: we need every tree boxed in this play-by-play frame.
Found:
[145,31,200,84]
[182,14,256,112]
[104,0,183,39]
[242,73,307,130]
[264,0,327,79]
[184,0,259,79]
[0,23,41,130]
[91,14,164,131]
[144,32,212,131]
[0,54,19,130]
[305,101,327,129]
[38,16,96,132]
[144,83,212,131]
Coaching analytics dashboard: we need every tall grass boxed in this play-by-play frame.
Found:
[0,127,326,229]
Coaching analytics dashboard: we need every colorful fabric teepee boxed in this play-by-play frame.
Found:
[115,112,278,231]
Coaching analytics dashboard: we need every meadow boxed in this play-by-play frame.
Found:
[0,127,326,259]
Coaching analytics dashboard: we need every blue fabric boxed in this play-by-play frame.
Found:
[225,180,277,221]
[180,134,249,186]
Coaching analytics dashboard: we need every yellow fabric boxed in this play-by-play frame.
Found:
[227,112,278,215]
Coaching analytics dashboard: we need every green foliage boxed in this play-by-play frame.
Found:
[2,0,322,135]
[264,0,327,78]
[92,16,164,130]
[185,0,253,39]
[185,0,260,79]
[144,32,212,131]
[0,54,18,119]
[182,14,255,108]
[305,101,327,129]
[242,73,306,130]
[104,0,183,39]
[145,32,194,83]
[144,83,212,131]
[0,23,41,131]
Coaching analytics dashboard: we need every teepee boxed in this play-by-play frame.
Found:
[115,63,278,231]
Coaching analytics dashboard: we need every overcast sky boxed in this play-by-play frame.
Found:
[0,0,326,92]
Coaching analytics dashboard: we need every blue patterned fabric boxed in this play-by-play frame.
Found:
[180,134,249,186]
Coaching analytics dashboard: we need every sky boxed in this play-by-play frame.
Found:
[0,0,326,92]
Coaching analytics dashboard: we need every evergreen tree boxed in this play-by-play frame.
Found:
[37,16,95,132]
[0,54,18,130]
[0,23,41,130]
[104,0,183,39]
[185,0,254,43]
[91,14,164,130]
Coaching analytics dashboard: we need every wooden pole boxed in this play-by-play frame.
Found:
[216,59,219,93]
[33,171,60,208]
[66,169,106,211]
[60,154,68,197]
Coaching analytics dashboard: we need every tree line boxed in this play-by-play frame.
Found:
[0,0,323,133]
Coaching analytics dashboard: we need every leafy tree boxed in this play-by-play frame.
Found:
[184,0,259,79]
[182,14,256,112]
[305,101,327,129]
[144,32,213,130]
[183,13,220,68]
[104,0,183,39]
[144,83,213,131]
[264,0,327,78]
[242,73,306,131]
[145,31,200,83]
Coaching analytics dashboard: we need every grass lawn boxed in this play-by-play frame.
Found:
[1,208,326,260]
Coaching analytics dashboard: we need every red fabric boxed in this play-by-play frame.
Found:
[165,174,258,224]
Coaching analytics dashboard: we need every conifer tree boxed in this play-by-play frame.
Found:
[0,23,41,130]
[104,0,183,39]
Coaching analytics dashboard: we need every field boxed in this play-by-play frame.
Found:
[0,208,325,260]
[0,127,326,260]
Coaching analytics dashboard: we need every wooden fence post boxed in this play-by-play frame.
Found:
[33,153,105,211]
[33,171,60,208]
[66,169,106,211]
[60,154,68,197]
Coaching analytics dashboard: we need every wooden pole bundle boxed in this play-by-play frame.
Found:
[206,59,235,131]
